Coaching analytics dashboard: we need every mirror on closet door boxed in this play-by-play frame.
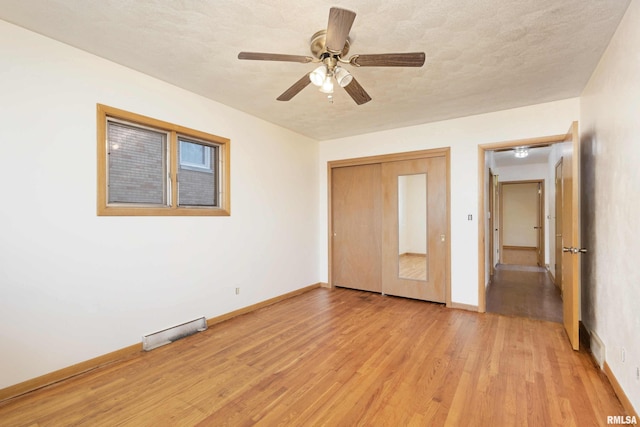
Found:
[398,173,428,281]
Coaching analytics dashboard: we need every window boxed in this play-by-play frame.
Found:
[97,104,230,216]
[177,138,218,207]
[179,139,211,171]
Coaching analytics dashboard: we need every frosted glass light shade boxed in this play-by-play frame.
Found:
[319,76,334,93]
[334,66,353,87]
[309,65,327,86]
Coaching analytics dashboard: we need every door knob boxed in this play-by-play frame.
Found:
[563,247,588,254]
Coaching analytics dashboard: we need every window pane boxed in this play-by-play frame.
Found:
[178,138,218,207]
[179,140,210,169]
[107,122,167,205]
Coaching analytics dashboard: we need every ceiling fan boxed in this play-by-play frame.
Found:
[238,7,426,105]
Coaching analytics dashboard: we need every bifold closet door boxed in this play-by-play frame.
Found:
[331,164,382,293]
[381,157,447,302]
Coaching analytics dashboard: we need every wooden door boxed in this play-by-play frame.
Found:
[331,164,382,292]
[381,157,447,302]
[561,122,581,350]
[489,170,496,275]
[493,173,500,268]
[536,182,545,267]
[500,181,541,266]
[555,159,563,292]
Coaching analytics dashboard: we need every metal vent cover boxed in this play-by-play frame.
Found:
[142,316,207,351]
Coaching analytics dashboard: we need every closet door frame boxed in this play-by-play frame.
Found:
[327,147,452,307]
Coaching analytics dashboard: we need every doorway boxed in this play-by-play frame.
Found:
[499,180,544,267]
[478,122,582,349]
[490,177,559,323]
[329,148,451,305]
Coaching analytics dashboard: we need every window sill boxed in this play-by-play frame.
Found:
[97,206,230,216]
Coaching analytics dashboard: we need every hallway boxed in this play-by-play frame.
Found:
[486,264,563,323]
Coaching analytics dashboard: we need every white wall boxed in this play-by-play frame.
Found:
[318,98,580,306]
[494,163,548,184]
[0,20,319,389]
[580,0,640,412]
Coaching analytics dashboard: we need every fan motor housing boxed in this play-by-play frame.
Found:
[310,30,350,59]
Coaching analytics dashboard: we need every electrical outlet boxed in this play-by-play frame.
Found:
[621,348,626,363]
[636,367,639,382]
[235,287,240,295]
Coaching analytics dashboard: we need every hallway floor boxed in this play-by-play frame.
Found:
[486,264,563,323]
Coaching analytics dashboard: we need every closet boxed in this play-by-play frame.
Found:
[329,148,450,303]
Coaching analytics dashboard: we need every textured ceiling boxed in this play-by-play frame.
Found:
[0,0,631,140]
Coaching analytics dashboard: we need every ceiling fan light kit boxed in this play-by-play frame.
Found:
[334,66,353,87]
[238,7,426,105]
[309,65,328,86]
[320,77,335,94]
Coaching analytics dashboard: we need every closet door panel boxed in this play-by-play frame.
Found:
[381,157,447,302]
[331,164,382,292]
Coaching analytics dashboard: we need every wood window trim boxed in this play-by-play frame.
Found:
[97,104,230,216]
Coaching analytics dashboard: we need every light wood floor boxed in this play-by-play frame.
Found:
[0,288,627,426]
[502,247,539,266]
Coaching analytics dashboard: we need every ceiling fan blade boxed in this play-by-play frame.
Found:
[238,52,314,63]
[350,53,426,67]
[277,73,312,101]
[343,77,371,105]
[325,7,356,54]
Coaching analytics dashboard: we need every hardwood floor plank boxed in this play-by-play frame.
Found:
[0,288,629,426]
[487,264,562,323]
